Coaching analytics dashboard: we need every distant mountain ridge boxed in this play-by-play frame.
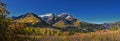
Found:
[13,13,78,25]
[13,13,75,24]
[39,13,77,25]
[12,12,120,32]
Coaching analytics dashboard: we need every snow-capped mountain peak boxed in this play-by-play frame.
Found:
[65,16,73,19]
[39,13,54,17]
[58,13,69,17]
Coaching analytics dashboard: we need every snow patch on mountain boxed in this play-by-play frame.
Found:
[58,13,69,17]
[65,16,72,19]
[39,13,53,17]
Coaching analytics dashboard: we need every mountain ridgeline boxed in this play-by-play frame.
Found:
[11,12,107,33]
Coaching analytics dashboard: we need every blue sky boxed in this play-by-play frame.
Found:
[2,0,120,24]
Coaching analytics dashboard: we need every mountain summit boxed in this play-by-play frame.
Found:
[38,13,76,24]
[14,12,42,24]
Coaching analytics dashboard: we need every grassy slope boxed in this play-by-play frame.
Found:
[18,30,120,41]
